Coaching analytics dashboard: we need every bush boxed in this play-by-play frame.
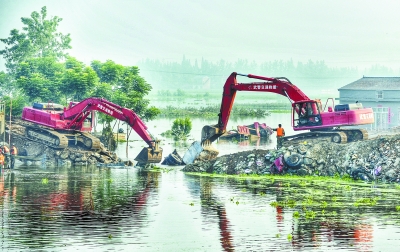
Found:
[171,117,192,141]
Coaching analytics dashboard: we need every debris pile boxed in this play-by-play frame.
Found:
[182,134,400,183]
[8,122,126,167]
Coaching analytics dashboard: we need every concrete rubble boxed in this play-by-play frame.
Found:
[182,132,400,183]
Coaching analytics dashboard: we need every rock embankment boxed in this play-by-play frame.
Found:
[182,134,400,182]
[7,121,129,167]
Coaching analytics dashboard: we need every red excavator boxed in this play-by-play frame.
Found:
[201,72,375,146]
[21,97,162,163]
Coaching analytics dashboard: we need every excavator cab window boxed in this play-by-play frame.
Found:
[293,101,322,127]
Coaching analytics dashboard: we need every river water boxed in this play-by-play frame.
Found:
[2,115,400,251]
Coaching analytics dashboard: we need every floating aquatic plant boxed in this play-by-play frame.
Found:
[343,185,352,191]
[305,210,316,219]
[41,178,49,185]
[299,181,308,187]
[302,197,313,206]
[270,201,279,207]
[354,197,377,207]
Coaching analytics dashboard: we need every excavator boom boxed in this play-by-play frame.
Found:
[202,72,309,143]
[21,97,162,163]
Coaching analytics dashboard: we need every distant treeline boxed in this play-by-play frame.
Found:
[138,57,399,94]
[158,103,283,118]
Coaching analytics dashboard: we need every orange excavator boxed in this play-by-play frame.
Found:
[201,72,374,146]
[20,97,162,163]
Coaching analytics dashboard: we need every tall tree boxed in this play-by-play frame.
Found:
[0,6,71,74]
[60,57,99,101]
[91,60,159,121]
[15,56,64,103]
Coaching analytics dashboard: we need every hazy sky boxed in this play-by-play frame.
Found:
[1,0,400,71]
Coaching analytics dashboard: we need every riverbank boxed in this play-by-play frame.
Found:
[182,133,400,183]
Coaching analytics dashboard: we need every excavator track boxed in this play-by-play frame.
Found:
[25,126,101,150]
[282,131,348,147]
[282,128,368,147]
[79,132,102,150]
[25,126,69,149]
[338,128,368,142]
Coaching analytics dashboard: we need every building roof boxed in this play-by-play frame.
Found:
[339,77,400,90]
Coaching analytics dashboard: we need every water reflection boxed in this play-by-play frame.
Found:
[1,166,400,251]
[198,177,234,251]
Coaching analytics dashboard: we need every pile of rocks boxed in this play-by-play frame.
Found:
[11,135,124,167]
[182,133,400,183]
[7,121,126,167]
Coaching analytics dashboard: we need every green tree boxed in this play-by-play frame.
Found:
[0,6,71,74]
[60,57,99,101]
[91,60,160,121]
[90,60,160,145]
[91,60,125,85]
[90,82,113,100]
[171,117,192,141]
[15,56,64,103]
[14,56,99,103]
[0,71,16,96]
[174,89,185,96]
[3,93,28,117]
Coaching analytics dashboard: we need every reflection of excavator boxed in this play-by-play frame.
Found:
[202,72,375,145]
[21,97,162,163]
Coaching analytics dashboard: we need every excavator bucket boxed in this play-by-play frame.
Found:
[134,141,163,164]
[181,125,223,165]
[201,125,222,144]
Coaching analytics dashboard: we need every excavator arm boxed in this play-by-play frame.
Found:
[62,98,156,146]
[62,97,162,163]
[201,72,310,143]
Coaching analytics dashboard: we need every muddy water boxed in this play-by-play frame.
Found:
[2,115,400,251]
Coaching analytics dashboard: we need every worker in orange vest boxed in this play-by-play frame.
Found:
[273,124,285,149]
[0,148,4,169]
[2,145,10,168]
[10,144,17,169]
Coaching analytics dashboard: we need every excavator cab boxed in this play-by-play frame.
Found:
[293,100,322,128]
